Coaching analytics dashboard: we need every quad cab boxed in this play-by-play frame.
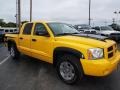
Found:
[6,21,120,84]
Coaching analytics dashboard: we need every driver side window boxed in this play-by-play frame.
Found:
[34,23,48,35]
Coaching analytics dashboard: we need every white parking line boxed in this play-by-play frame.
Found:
[0,56,10,65]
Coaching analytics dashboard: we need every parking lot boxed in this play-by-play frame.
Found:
[0,43,120,90]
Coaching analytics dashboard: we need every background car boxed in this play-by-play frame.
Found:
[0,29,5,42]
[93,26,120,42]
[74,24,97,34]
[109,24,120,31]
[0,27,19,42]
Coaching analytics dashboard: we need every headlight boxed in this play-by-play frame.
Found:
[88,48,104,60]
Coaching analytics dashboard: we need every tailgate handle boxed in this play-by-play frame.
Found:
[19,37,23,40]
[32,39,37,42]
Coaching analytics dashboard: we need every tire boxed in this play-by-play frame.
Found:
[10,44,20,59]
[56,54,83,84]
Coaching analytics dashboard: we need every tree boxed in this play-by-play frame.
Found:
[6,22,16,27]
[0,18,29,28]
[0,19,6,27]
[0,19,17,27]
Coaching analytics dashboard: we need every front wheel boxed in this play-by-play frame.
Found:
[56,54,83,84]
[10,44,20,59]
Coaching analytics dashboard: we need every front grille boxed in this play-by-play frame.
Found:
[115,44,117,48]
[108,46,113,52]
[108,52,113,58]
[115,44,117,53]
[107,44,116,59]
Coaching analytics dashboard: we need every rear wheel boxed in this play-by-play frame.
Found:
[56,54,83,84]
[10,44,20,59]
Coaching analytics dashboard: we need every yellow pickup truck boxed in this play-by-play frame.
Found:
[6,21,120,84]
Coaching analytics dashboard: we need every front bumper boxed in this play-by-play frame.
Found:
[80,51,120,76]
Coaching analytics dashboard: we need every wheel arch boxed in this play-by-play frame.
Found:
[53,47,84,67]
[7,39,16,51]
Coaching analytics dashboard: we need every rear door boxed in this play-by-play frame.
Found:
[19,23,33,55]
[31,23,53,63]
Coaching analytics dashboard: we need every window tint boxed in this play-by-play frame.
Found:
[14,29,17,31]
[23,23,33,35]
[94,27,100,30]
[0,29,4,31]
[5,30,8,32]
[34,23,47,35]
[10,29,13,32]
[100,26,113,31]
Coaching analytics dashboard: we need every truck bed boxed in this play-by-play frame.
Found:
[5,34,19,46]
[5,34,19,38]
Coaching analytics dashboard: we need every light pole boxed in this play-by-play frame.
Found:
[30,0,32,22]
[18,0,21,30]
[112,18,115,24]
[16,0,18,29]
[89,0,91,26]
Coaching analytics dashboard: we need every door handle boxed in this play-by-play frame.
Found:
[32,39,37,42]
[19,37,23,40]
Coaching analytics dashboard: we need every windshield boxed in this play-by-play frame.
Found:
[100,26,113,31]
[48,23,80,36]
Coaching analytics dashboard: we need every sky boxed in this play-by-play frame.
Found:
[0,0,120,26]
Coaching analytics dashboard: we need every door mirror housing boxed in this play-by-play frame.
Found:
[35,30,50,37]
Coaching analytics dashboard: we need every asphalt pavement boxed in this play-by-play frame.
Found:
[0,43,120,90]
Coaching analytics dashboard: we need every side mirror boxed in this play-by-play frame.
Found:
[36,30,50,37]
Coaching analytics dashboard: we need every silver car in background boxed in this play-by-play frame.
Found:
[74,24,97,34]
[93,26,120,42]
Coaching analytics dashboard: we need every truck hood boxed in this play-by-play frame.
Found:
[54,34,113,48]
[100,30,120,35]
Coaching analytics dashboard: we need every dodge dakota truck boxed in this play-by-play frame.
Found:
[6,21,120,84]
